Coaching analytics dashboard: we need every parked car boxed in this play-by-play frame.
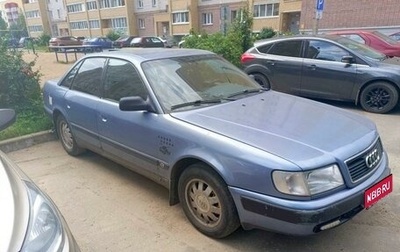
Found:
[130,36,165,47]
[241,35,400,113]
[49,36,83,47]
[113,35,136,48]
[83,37,113,49]
[0,109,80,251]
[158,36,174,48]
[18,37,33,48]
[43,48,392,238]
[389,31,400,41]
[329,30,400,57]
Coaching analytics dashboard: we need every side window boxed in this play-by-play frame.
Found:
[59,61,83,88]
[306,40,350,62]
[103,59,148,102]
[257,43,273,54]
[71,57,106,96]
[341,34,366,44]
[268,40,302,57]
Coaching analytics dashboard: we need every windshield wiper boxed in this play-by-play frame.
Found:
[171,98,222,110]
[227,88,267,99]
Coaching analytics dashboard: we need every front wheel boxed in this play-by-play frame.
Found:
[56,115,85,156]
[360,82,398,113]
[178,163,240,238]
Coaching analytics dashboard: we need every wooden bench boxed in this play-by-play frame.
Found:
[48,45,103,63]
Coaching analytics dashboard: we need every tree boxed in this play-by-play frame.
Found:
[0,17,8,38]
[228,7,254,53]
[9,14,28,39]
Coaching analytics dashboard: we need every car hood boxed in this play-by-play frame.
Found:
[171,91,377,168]
[0,152,29,252]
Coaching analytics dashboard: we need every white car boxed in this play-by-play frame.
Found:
[0,109,80,252]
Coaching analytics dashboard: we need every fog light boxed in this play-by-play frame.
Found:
[320,220,341,231]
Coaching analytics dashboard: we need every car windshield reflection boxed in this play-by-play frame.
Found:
[142,56,260,112]
[335,36,387,61]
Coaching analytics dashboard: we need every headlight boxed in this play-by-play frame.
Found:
[272,164,344,196]
[21,182,64,252]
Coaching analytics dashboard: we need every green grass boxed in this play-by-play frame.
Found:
[0,111,53,141]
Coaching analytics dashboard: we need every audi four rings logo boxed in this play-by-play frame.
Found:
[365,149,380,168]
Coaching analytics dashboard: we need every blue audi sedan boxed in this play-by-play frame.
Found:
[43,48,392,238]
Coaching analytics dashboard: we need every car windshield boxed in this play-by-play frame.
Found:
[372,31,399,45]
[334,36,386,60]
[142,55,262,112]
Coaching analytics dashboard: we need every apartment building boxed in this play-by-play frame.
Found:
[0,0,24,28]
[20,1,400,39]
[47,0,69,36]
[22,0,51,37]
[300,0,400,34]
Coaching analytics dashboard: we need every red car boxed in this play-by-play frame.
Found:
[329,30,400,57]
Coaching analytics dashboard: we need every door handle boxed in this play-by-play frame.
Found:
[266,60,275,66]
[307,64,317,70]
[101,117,107,123]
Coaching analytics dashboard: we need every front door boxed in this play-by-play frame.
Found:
[301,40,357,100]
[97,58,161,177]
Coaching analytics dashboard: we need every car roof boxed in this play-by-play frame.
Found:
[84,48,215,62]
[253,34,344,47]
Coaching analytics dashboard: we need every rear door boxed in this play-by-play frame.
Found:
[64,57,107,149]
[301,39,357,100]
[257,39,303,94]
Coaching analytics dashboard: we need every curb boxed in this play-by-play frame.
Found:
[0,130,57,153]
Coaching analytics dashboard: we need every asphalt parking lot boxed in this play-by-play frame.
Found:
[7,103,400,252]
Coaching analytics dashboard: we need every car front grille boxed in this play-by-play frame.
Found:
[346,139,383,183]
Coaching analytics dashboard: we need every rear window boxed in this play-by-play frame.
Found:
[267,40,303,57]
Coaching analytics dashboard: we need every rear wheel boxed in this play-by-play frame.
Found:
[251,73,270,89]
[56,115,85,156]
[360,82,398,113]
[178,163,240,238]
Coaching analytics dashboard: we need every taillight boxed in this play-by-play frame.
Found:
[241,53,256,64]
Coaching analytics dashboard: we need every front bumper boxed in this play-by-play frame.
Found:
[229,155,391,235]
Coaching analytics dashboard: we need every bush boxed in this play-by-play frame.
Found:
[0,39,52,139]
[36,33,51,46]
[106,30,124,41]
[181,8,254,67]
[257,27,277,40]
[184,32,243,67]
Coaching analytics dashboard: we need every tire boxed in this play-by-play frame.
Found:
[178,163,240,238]
[251,73,270,89]
[360,82,399,113]
[56,115,85,156]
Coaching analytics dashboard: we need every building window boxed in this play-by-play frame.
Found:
[70,21,89,30]
[67,3,84,13]
[253,3,279,18]
[111,17,127,29]
[172,12,189,24]
[28,25,43,32]
[138,18,145,29]
[25,10,40,19]
[138,0,143,8]
[99,0,125,9]
[202,13,213,25]
[87,1,98,10]
[89,20,100,29]
[152,0,156,7]
[231,10,237,22]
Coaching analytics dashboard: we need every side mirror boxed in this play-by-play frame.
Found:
[341,55,354,64]
[0,109,16,131]
[119,96,155,113]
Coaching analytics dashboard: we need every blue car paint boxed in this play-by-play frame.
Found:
[43,50,391,236]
